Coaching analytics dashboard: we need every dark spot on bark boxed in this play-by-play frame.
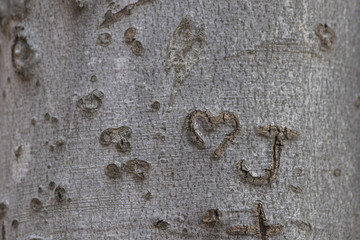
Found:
[54,186,66,202]
[35,80,40,86]
[11,220,19,228]
[289,185,302,193]
[182,228,188,234]
[150,101,160,111]
[295,168,304,176]
[2,90,5,99]
[334,168,341,177]
[14,145,22,157]
[124,159,150,179]
[315,24,336,51]
[124,27,137,43]
[11,35,34,80]
[97,33,112,47]
[30,118,36,126]
[49,145,54,152]
[44,113,50,121]
[30,198,42,211]
[354,96,360,108]
[77,89,104,113]
[14,25,25,32]
[154,133,165,141]
[142,191,152,200]
[51,117,58,123]
[48,181,55,190]
[55,139,64,147]
[131,40,143,56]
[105,163,121,178]
[100,126,132,152]
[38,187,43,194]
[154,220,170,230]
[90,75,97,82]
[296,221,312,232]
[0,203,8,219]
[7,77,10,83]
[203,209,223,226]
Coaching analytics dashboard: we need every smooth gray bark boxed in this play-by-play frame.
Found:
[0,0,359,239]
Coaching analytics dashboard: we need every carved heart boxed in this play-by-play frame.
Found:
[184,110,240,158]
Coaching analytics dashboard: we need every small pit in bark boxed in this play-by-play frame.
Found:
[154,220,170,230]
[55,186,66,202]
[97,33,112,47]
[44,113,50,121]
[30,198,42,211]
[105,163,121,179]
[334,169,341,177]
[131,40,143,56]
[150,101,161,111]
[14,145,22,157]
[49,181,56,190]
[124,27,137,43]
[203,209,223,227]
[11,220,19,228]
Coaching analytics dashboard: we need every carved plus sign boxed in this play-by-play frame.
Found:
[228,203,283,240]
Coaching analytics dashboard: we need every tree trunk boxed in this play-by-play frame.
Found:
[0,0,359,239]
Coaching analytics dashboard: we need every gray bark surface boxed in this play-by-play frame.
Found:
[0,0,359,239]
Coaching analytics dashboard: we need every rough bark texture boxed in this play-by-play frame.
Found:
[0,0,359,239]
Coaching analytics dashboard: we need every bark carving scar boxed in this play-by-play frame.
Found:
[124,159,151,179]
[237,125,299,185]
[185,110,240,159]
[99,126,132,152]
[314,24,336,51]
[77,89,104,113]
[166,17,206,111]
[99,0,155,28]
[12,35,35,80]
[228,203,283,240]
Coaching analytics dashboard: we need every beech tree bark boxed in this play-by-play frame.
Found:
[0,0,359,239]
